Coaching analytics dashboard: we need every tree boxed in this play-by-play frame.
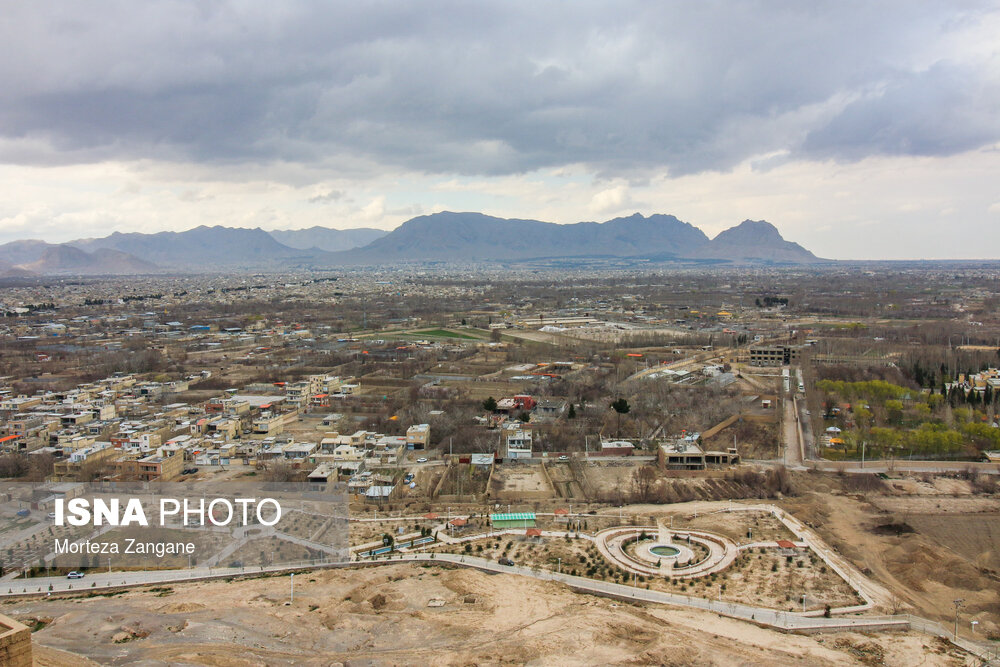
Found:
[567,403,576,420]
[884,400,904,425]
[611,398,631,436]
[631,466,659,503]
[482,396,498,412]
[0,454,29,479]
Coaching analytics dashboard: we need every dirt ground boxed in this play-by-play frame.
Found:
[491,467,555,496]
[674,509,797,544]
[782,485,1000,639]
[9,564,969,666]
[647,548,863,612]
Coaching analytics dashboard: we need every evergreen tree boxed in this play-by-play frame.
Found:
[611,398,631,436]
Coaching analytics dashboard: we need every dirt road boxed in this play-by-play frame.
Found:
[783,396,804,468]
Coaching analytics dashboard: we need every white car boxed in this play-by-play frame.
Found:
[66,571,85,579]
[416,457,428,463]
[557,455,569,461]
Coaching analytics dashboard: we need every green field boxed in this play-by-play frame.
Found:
[410,328,481,339]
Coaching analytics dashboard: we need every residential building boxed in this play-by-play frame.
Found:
[116,451,184,481]
[504,426,533,460]
[406,423,430,450]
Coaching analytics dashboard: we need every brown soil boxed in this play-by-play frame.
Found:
[11,563,965,666]
[782,488,1000,638]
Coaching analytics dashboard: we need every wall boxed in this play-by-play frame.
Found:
[0,614,32,667]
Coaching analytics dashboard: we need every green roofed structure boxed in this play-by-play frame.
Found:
[490,512,536,528]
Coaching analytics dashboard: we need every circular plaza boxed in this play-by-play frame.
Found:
[596,525,738,579]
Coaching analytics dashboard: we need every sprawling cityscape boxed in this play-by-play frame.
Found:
[1,264,999,664]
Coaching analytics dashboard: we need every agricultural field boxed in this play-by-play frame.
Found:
[410,329,483,340]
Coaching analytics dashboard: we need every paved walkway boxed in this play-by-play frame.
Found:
[5,553,997,662]
[595,526,734,579]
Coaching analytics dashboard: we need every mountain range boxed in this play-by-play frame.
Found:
[268,226,386,252]
[0,213,820,276]
[0,240,159,276]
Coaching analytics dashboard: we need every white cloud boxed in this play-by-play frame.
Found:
[589,185,634,215]
[360,196,386,222]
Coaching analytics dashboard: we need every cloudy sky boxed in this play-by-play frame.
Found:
[1,2,999,259]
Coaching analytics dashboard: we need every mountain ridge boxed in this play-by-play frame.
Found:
[0,213,823,274]
[335,212,820,265]
[0,241,158,276]
[342,212,715,262]
[268,226,386,252]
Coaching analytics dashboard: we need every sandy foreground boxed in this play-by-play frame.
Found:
[5,563,969,666]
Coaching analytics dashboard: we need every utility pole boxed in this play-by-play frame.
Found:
[290,572,295,603]
[953,598,965,639]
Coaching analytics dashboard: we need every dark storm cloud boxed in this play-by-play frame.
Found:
[0,1,997,176]
[802,61,1000,160]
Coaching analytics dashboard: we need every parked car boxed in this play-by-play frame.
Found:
[15,509,30,517]
[66,571,85,579]
[416,457,428,463]
[498,557,514,566]
[557,455,569,461]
